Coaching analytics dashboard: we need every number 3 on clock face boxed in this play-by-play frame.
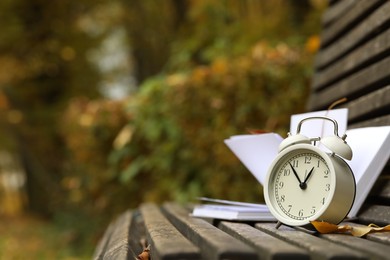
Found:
[274,152,330,221]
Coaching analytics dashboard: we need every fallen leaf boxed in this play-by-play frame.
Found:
[310,221,343,234]
[137,245,150,260]
[311,221,390,237]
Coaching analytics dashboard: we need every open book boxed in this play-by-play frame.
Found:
[224,109,390,217]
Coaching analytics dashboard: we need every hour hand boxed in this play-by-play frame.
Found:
[289,162,302,185]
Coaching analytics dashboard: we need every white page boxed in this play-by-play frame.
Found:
[224,133,283,185]
[346,126,390,217]
[198,197,268,209]
[290,108,348,138]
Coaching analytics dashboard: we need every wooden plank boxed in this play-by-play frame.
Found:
[349,114,390,128]
[321,0,385,47]
[308,55,390,110]
[255,223,368,260]
[346,85,390,123]
[128,210,148,257]
[162,202,258,260]
[93,217,116,260]
[358,204,390,226]
[313,28,390,90]
[321,0,356,27]
[315,1,390,70]
[319,232,390,259]
[140,203,200,260]
[218,221,310,260]
[344,222,390,246]
[368,176,390,202]
[98,210,132,260]
[366,231,390,246]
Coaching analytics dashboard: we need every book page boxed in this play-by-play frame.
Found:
[224,133,283,185]
[346,126,390,217]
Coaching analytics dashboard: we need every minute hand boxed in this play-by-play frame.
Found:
[289,162,303,186]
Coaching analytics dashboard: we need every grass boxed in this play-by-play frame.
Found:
[0,214,95,260]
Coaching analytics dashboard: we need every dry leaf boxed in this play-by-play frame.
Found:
[311,221,390,237]
[137,245,150,260]
[310,221,342,234]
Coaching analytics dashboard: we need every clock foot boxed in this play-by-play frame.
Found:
[275,221,282,229]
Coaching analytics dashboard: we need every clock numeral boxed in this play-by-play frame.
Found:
[287,205,292,213]
[320,197,325,205]
[317,160,320,168]
[304,156,311,164]
[283,169,290,176]
[298,209,304,217]
[280,195,285,202]
[291,160,299,167]
[324,169,329,178]
[278,182,284,189]
[325,183,330,191]
[310,206,316,215]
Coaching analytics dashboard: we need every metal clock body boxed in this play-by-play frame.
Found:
[264,116,356,227]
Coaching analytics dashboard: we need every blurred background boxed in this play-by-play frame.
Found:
[0,0,326,258]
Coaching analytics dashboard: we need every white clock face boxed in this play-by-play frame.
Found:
[269,151,331,221]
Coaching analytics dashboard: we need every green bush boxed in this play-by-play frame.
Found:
[111,41,313,206]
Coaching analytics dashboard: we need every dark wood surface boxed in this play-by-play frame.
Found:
[94,202,390,260]
[95,1,390,259]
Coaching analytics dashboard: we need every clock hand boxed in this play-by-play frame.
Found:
[303,167,315,184]
[300,167,315,190]
[289,162,303,186]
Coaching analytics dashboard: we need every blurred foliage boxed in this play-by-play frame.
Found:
[61,98,129,214]
[111,42,313,206]
[0,0,106,216]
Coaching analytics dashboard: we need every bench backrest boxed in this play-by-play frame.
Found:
[307,0,390,224]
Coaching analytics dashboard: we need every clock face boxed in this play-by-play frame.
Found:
[269,150,332,222]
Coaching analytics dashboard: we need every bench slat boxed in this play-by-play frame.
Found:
[320,232,390,259]
[162,203,258,260]
[93,215,116,259]
[140,203,200,260]
[349,114,390,128]
[309,55,390,110]
[321,0,355,27]
[345,222,390,246]
[95,210,132,260]
[346,85,390,124]
[315,1,390,70]
[218,221,310,260]
[255,223,368,260]
[321,0,385,48]
[313,28,390,90]
[358,204,390,226]
[368,176,390,202]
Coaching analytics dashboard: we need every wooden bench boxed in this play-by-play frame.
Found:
[94,1,390,259]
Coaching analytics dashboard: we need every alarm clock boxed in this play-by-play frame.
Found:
[264,116,356,227]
